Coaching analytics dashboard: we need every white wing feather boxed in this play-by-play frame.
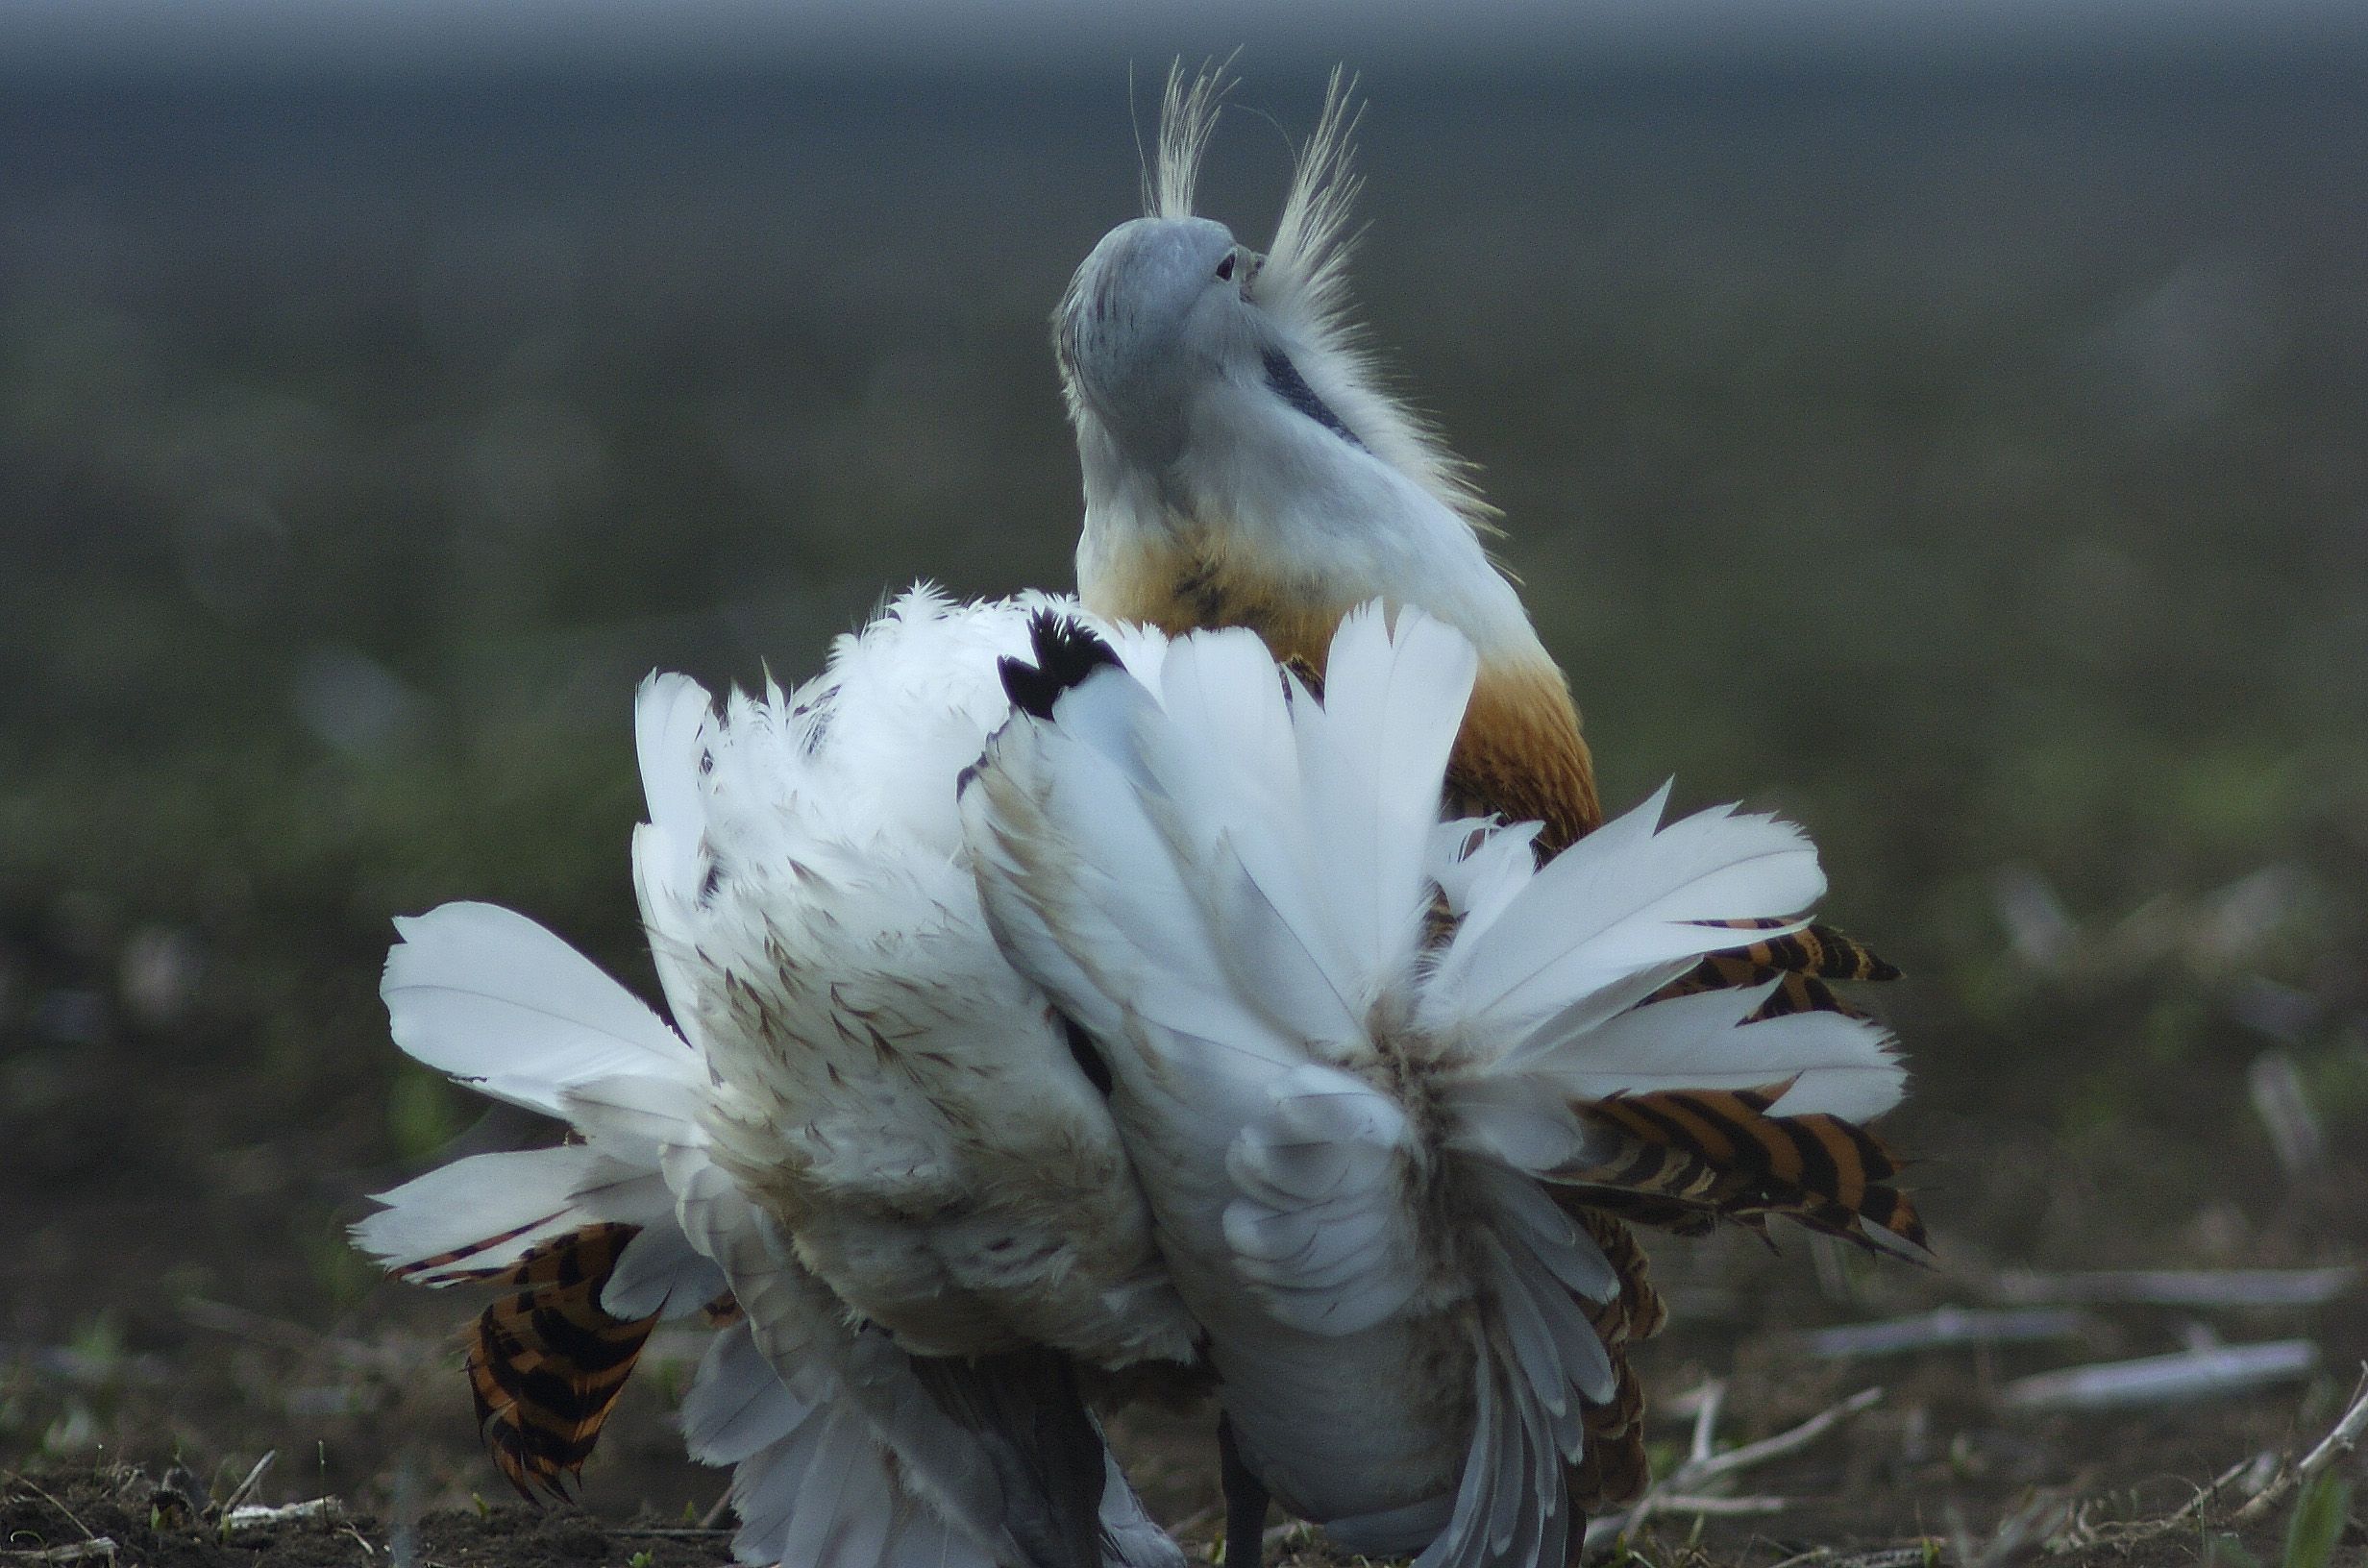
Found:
[1290,602,1476,984]
[351,1145,611,1280]
[1221,1064,1421,1335]
[1501,979,1905,1123]
[1423,784,1827,1041]
[381,901,697,1115]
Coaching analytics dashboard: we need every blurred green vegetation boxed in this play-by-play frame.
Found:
[1,63,2363,1346]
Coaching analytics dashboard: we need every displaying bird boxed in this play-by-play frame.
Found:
[357,589,1198,1568]
[1050,64,1913,1565]
[966,604,1923,1568]
[354,64,1922,1568]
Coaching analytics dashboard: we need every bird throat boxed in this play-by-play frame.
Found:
[1084,539,1603,851]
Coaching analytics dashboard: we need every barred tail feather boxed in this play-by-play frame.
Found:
[463,1224,664,1500]
[1565,1087,1927,1254]
[1653,919,1904,1019]
[1560,1211,1659,1511]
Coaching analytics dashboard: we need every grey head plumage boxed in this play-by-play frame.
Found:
[1053,63,1496,533]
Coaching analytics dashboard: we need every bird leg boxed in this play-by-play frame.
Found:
[1218,1414,1270,1568]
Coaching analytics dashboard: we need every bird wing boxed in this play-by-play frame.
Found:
[635,598,1193,1369]
[970,605,1625,1566]
[974,600,1922,1564]
[356,904,727,1500]
[1419,792,1921,1255]
[364,891,1179,1568]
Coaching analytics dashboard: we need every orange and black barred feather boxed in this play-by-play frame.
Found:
[1432,692,1916,1542]
[460,1223,661,1500]
[1565,1088,1926,1255]
[1650,920,1902,1020]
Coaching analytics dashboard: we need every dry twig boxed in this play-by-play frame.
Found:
[2045,1361,2368,1552]
[1801,1306,2092,1360]
[1950,1495,2072,1567]
[0,1542,117,1565]
[1987,1266,2359,1311]
[1,1474,96,1544]
[217,1451,276,1516]
[1581,1384,1883,1556]
[2228,1363,2368,1524]
[1999,1339,2318,1410]
[1826,1549,1936,1568]
[221,1498,338,1535]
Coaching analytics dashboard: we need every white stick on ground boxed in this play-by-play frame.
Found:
[1800,1306,2093,1359]
[1987,1266,2359,1310]
[221,1498,337,1535]
[1689,1386,1886,1483]
[0,1541,117,1565]
[1999,1340,2319,1410]
[217,1451,276,1516]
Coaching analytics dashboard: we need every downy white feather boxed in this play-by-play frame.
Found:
[640,589,1192,1371]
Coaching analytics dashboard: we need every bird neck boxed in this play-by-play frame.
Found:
[1075,466,1602,849]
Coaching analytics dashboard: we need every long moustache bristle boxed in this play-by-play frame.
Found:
[1149,58,1233,220]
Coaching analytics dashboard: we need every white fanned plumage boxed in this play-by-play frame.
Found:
[964,603,1907,1568]
[356,588,1196,1568]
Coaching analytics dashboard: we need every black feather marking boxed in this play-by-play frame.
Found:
[1262,349,1368,451]
[1060,1016,1114,1096]
[999,611,1122,720]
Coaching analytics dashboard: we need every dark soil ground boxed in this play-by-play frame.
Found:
[6,1141,2362,1567]
[7,52,2368,1568]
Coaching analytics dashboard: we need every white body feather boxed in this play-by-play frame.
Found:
[965,606,1906,1566]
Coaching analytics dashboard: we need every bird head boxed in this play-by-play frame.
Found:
[1052,66,1543,670]
[1054,213,1266,470]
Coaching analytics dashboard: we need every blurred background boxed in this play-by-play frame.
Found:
[3,0,2365,1548]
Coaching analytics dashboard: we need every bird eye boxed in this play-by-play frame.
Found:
[1215,251,1237,282]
